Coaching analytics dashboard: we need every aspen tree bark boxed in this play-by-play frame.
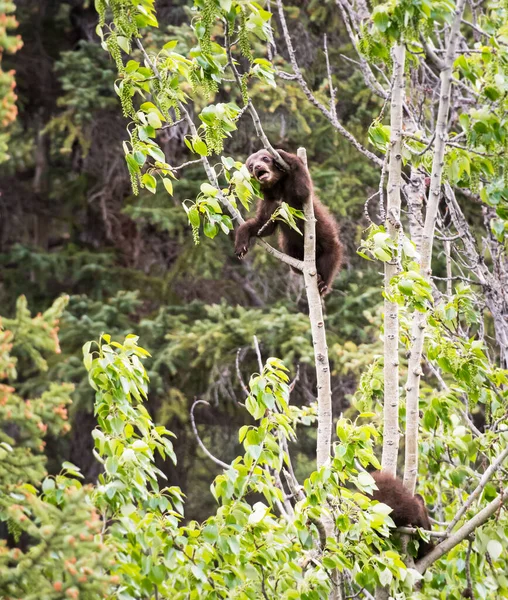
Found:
[404,170,426,255]
[403,0,467,494]
[298,147,333,470]
[376,46,406,600]
[381,43,405,477]
[298,147,339,600]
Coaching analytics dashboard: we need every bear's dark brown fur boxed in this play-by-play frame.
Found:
[234,149,343,295]
[370,471,434,559]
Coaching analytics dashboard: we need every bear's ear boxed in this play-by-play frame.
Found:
[414,494,426,507]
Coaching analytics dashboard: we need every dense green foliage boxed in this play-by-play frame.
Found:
[2,0,508,598]
[0,0,379,516]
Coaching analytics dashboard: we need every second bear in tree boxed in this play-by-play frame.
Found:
[234,149,343,295]
[370,472,434,560]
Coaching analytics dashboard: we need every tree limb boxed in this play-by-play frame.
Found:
[415,490,508,573]
[446,444,508,534]
[275,0,384,168]
[403,0,467,494]
[190,400,230,469]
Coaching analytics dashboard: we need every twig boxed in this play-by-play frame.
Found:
[190,400,229,469]
[236,348,250,396]
[275,0,384,167]
[396,526,447,538]
[416,489,508,573]
[253,335,264,373]
[363,191,378,225]
[465,538,475,599]
[334,0,388,98]
[323,34,337,122]
[171,159,203,172]
[446,444,508,534]
[160,118,185,130]
[420,35,445,70]
[224,22,289,170]
[288,364,300,393]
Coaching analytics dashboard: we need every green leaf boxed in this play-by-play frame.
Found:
[148,112,162,129]
[487,539,503,560]
[126,154,140,174]
[221,156,235,170]
[372,8,390,32]
[117,35,130,54]
[146,145,166,163]
[193,139,208,156]
[142,173,157,194]
[219,0,233,11]
[200,182,218,196]
[163,178,174,195]
[188,207,200,227]
[204,221,219,238]
[125,60,139,73]
[134,151,146,166]
[42,478,55,492]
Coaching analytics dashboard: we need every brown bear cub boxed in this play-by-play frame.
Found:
[234,149,343,296]
[370,472,434,559]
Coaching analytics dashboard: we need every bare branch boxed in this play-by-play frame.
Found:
[253,335,264,373]
[416,490,508,573]
[224,23,289,170]
[171,159,203,172]
[323,34,337,122]
[275,0,384,168]
[288,364,300,393]
[446,444,508,534]
[236,347,250,397]
[334,0,388,99]
[190,400,230,469]
[396,526,447,538]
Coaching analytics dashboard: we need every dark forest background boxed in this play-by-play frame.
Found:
[0,0,383,520]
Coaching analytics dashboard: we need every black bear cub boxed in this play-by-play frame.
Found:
[370,472,434,559]
[234,149,343,296]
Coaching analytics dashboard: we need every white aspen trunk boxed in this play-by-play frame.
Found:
[404,170,426,255]
[297,147,338,600]
[381,43,406,476]
[403,0,467,494]
[297,147,333,470]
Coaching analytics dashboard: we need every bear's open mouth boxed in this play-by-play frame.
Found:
[256,169,270,181]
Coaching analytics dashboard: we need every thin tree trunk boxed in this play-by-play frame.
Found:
[298,147,333,469]
[298,147,337,600]
[381,43,405,476]
[403,0,467,494]
[404,170,426,255]
[376,44,406,600]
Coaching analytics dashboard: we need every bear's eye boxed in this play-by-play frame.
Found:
[262,156,270,163]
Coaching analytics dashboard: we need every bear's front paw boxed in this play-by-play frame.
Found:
[317,275,330,296]
[235,245,248,259]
